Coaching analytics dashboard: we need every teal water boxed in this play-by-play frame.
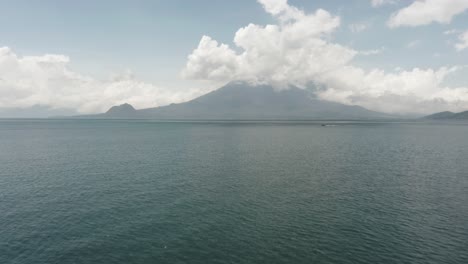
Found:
[1,119,467,263]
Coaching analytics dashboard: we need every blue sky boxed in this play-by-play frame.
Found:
[0,0,467,115]
[0,0,270,83]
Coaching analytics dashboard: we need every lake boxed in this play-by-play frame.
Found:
[1,119,467,263]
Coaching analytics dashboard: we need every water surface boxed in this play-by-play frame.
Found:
[1,120,467,263]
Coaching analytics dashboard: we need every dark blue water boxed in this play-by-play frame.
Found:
[1,120,467,264]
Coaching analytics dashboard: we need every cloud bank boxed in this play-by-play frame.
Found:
[387,0,468,28]
[183,0,468,114]
[0,47,200,113]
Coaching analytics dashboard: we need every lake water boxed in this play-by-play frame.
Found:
[1,119,467,263]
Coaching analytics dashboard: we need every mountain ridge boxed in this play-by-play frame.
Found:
[77,82,395,120]
[424,110,468,120]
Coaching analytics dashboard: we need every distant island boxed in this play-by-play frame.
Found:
[76,82,396,120]
[423,111,468,120]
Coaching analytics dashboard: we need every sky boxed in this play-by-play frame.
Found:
[0,0,468,116]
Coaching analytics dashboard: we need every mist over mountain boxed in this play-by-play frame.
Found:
[424,111,468,120]
[80,82,394,120]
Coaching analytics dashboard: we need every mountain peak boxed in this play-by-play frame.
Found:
[106,103,135,114]
[103,103,138,118]
[81,83,393,120]
[136,83,391,120]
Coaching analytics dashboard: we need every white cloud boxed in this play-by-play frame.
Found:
[455,30,468,51]
[183,3,349,88]
[183,1,349,87]
[407,40,420,48]
[387,0,468,28]
[444,29,460,35]
[183,0,468,114]
[0,47,203,113]
[349,23,369,33]
[371,0,398,8]
[359,47,386,55]
[316,66,466,114]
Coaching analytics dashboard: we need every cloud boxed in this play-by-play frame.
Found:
[444,29,460,35]
[183,2,350,88]
[406,40,420,49]
[183,0,468,114]
[316,66,467,114]
[349,23,369,33]
[387,0,468,28]
[455,30,468,51]
[371,0,398,8]
[359,47,385,55]
[0,47,203,113]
